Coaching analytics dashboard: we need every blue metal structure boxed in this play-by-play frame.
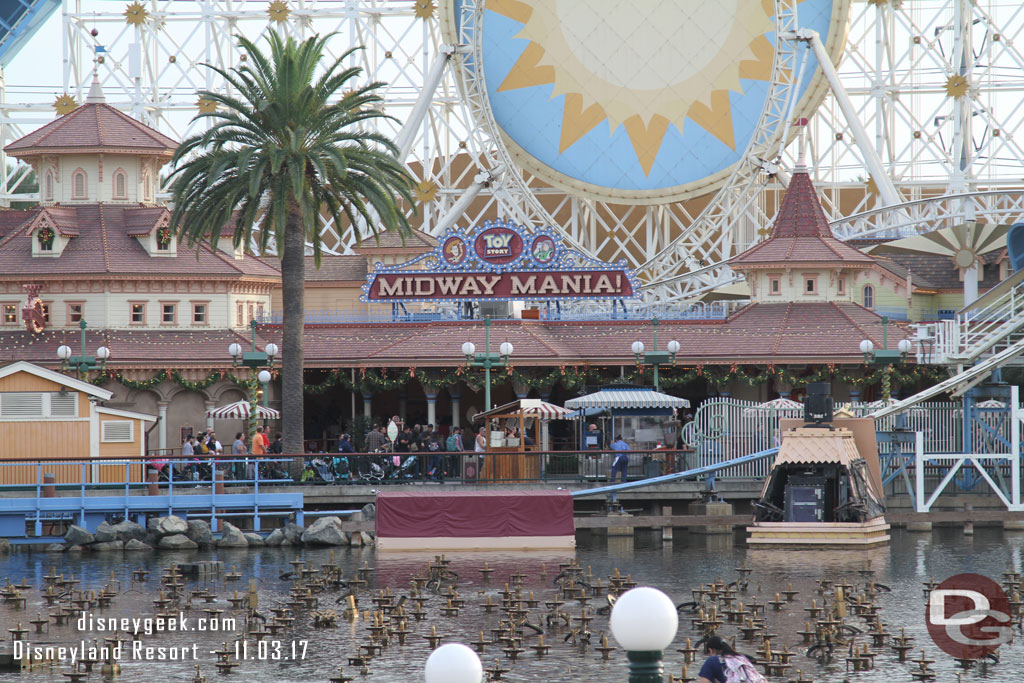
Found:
[0,0,60,67]
[571,446,779,498]
[0,457,303,538]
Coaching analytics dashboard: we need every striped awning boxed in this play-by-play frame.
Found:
[473,398,572,422]
[205,400,280,420]
[564,389,690,411]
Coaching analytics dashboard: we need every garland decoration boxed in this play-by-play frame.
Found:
[84,363,951,395]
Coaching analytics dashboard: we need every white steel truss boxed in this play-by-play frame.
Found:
[1,1,1023,302]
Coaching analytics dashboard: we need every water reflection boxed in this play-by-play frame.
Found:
[0,528,1021,682]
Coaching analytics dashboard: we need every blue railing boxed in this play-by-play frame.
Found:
[0,456,301,537]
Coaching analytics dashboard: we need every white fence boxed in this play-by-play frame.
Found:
[685,398,963,479]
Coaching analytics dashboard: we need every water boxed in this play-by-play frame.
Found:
[2,527,1024,681]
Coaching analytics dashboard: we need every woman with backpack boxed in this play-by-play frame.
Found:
[698,635,766,683]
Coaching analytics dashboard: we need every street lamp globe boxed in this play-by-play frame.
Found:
[897,339,913,354]
[631,340,645,356]
[859,339,874,355]
[56,345,72,360]
[666,340,681,354]
[96,346,111,360]
[499,341,514,357]
[264,343,279,359]
[257,370,272,384]
[609,586,679,651]
[424,643,482,683]
[228,342,242,358]
[461,341,476,357]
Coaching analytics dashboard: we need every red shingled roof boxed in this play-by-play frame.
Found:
[0,204,279,278]
[731,171,874,267]
[0,303,906,369]
[5,102,177,156]
[354,229,438,251]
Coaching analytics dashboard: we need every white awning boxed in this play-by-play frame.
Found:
[564,389,690,411]
[206,400,280,420]
[472,398,572,422]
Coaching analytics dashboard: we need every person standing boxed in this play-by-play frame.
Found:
[445,426,464,480]
[250,427,266,480]
[182,434,196,457]
[232,432,247,480]
[610,435,630,484]
[366,423,386,453]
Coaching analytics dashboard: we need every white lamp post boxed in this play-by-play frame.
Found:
[460,317,512,410]
[609,586,679,682]
[424,643,482,683]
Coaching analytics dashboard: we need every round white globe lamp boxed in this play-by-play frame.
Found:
[424,643,482,683]
[499,341,514,357]
[609,586,679,682]
[630,340,645,356]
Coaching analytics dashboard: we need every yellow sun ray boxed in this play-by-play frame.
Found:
[487,0,532,23]
[623,114,671,176]
[687,90,737,150]
[739,35,774,82]
[559,93,606,153]
[498,42,555,92]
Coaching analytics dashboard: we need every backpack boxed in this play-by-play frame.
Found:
[723,655,768,683]
[446,435,458,451]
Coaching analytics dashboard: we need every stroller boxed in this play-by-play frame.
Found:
[260,459,291,482]
[332,456,351,484]
[355,450,390,484]
[301,457,335,484]
[389,455,419,480]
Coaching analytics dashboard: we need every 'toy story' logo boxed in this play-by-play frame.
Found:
[926,573,1012,659]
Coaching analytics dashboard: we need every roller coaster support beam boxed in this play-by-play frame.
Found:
[786,28,902,208]
[395,44,463,162]
[431,166,503,234]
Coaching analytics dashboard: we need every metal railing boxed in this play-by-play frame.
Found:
[257,300,737,325]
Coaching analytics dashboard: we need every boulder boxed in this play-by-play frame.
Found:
[45,543,65,552]
[361,503,377,521]
[111,520,147,543]
[217,522,248,548]
[65,525,95,547]
[186,520,213,547]
[149,515,188,537]
[264,528,286,546]
[124,539,153,551]
[243,533,265,547]
[91,540,124,552]
[0,538,11,553]
[158,534,198,550]
[282,522,305,545]
[360,532,375,546]
[300,517,347,546]
[94,521,117,543]
[66,545,84,553]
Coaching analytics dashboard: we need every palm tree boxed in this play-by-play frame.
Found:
[169,32,414,456]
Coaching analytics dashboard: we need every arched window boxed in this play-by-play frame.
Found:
[72,169,87,199]
[44,171,53,201]
[113,169,127,199]
[142,170,152,202]
[863,285,874,309]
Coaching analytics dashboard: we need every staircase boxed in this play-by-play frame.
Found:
[915,269,1024,365]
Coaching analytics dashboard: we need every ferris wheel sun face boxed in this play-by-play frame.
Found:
[444,0,848,205]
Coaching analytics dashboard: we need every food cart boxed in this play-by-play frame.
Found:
[471,399,571,481]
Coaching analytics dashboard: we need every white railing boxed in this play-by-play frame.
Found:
[687,398,963,479]
[915,275,1024,364]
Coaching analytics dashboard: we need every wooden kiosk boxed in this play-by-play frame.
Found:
[472,399,570,481]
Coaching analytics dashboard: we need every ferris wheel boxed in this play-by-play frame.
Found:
[3,1,1024,304]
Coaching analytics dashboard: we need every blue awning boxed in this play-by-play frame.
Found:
[564,388,690,411]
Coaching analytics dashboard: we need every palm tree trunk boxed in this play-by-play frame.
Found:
[281,206,306,469]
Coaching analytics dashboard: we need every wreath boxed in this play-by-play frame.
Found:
[38,227,54,247]
[157,226,172,247]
